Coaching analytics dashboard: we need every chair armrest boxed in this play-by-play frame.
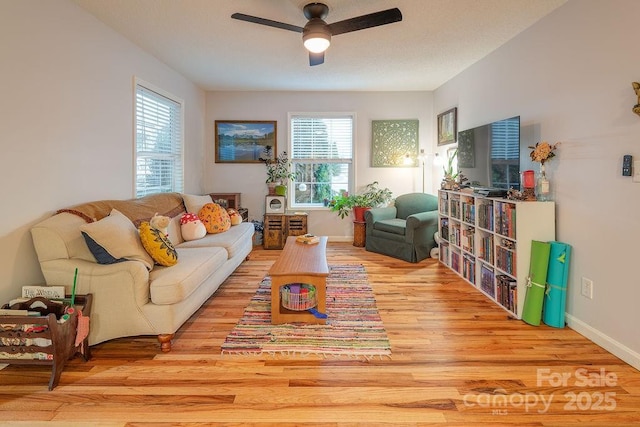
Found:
[365,207,397,231]
[405,211,439,242]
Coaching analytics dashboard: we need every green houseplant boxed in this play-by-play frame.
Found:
[329,181,393,220]
[259,146,296,195]
[441,148,459,190]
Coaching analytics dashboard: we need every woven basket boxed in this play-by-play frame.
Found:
[280,284,317,311]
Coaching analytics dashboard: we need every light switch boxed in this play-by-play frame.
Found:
[634,160,640,183]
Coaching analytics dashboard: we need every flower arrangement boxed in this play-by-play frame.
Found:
[528,141,559,164]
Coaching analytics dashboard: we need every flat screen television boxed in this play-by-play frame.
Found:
[456,116,521,191]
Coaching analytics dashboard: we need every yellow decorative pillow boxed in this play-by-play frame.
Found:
[139,221,178,266]
[198,203,231,234]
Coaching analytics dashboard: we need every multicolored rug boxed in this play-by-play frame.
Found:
[221,264,391,359]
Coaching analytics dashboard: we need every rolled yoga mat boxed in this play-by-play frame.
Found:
[522,240,551,326]
[542,241,571,328]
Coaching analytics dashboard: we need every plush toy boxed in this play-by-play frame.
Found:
[198,203,231,234]
[149,213,171,238]
[226,208,243,226]
[180,212,206,241]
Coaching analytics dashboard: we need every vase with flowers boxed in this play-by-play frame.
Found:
[528,141,559,201]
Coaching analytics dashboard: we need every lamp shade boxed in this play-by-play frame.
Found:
[303,18,331,53]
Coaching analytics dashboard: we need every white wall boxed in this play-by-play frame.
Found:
[205,91,433,239]
[0,0,206,304]
[434,0,640,368]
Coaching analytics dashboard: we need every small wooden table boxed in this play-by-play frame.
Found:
[269,236,329,324]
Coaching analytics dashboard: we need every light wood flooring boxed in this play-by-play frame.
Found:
[1,243,639,426]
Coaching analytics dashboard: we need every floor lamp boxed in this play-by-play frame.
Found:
[418,149,427,193]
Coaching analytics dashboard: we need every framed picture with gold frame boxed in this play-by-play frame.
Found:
[437,107,457,146]
[215,120,276,163]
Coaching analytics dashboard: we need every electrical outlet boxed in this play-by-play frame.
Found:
[581,277,594,299]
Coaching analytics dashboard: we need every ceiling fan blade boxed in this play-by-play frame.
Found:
[328,8,402,36]
[309,51,325,66]
[231,13,303,33]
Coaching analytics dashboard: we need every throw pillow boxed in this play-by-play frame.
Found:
[182,194,213,216]
[139,221,178,267]
[198,203,231,234]
[79,208,154,270]
[180,212,207,241]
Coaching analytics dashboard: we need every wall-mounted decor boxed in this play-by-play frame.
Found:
[437,107,457,146]
[457,128,475,168]
[371,119,419,167]
[632,82,640,117]
[215,120,276,163]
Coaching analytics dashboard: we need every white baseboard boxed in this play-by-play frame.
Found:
[566,314,640,371]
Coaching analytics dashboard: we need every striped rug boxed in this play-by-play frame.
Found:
[221,264,391,359]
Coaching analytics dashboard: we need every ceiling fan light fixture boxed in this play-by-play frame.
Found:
[303,35,330,53]
[303,18,331,53]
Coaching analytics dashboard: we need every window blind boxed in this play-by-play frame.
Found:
[291,115,353,161]
[135,84,183,198]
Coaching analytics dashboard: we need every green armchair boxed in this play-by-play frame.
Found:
[364,193,439,263]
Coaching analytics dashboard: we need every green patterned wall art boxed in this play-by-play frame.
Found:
[371,119,419,167]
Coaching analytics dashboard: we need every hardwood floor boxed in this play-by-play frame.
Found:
[1,243,639,426]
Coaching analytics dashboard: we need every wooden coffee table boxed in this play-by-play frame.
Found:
[269,235,329,324]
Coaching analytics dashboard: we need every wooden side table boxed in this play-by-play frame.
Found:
[353,221,366,247]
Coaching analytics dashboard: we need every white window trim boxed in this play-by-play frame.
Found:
[133,77,185,198]
[288,112,356,210]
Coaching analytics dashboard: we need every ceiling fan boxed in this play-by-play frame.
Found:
[231,3,402,66]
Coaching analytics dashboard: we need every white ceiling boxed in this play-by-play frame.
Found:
[72,0,567,91]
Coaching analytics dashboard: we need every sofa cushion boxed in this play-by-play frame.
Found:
[79,208,154,270]
[199,203,231,234]
[177,222,254,258]
[149,247,227,305]
[182,194,213,215]
[373,218,407,236]
[139,221,178,267]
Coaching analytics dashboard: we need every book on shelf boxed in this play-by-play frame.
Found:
[0,309,41,316]
[22,285,65,299]
[296,234,320,245]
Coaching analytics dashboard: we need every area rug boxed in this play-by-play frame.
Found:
[221,264,391,359]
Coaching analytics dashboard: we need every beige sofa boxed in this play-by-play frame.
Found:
[30,193,254,352]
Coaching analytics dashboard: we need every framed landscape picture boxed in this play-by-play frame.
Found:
[215,120,276,163]
[437,107,457,146]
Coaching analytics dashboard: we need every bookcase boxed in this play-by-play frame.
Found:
[438,190,555,318]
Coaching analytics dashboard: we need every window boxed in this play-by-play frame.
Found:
[289,113,354,208]
[135,81,184,198]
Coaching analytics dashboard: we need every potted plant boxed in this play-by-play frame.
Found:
[259,146,296,195]
[441,148,459,190]
[329,181,393,221]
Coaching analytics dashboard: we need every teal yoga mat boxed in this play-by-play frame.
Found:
[522,240,551,326]
[543,241,571,328]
